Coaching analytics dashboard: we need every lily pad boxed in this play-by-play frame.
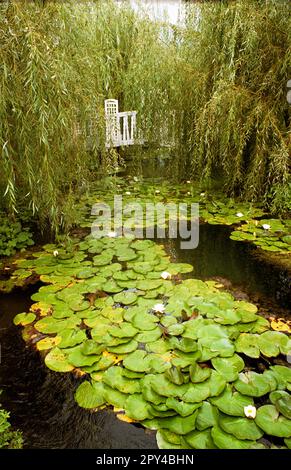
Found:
[45,347,74,372]
[114,292,138,305]
[255,405,291,438]
[210,384,254,416]
[234,371,272,397]
[211,354,245,382]
[196,401,219,430]
[75,381,105,409]
[13,312,36,326]
[219,414,263,440]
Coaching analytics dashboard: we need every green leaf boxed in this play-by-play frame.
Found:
[124,394,152,420]
[234,371,272,397]
[269,391,291,419]
[13,312,36,326]
[219,414,263,440]
[210,384,254,416]
[123,350,151,372]
[211,354,244,382]
[75,381,105,409]
[255,405,291,438]
[45,347,74,372]
[114,291,138,305]
[211,426,254,449]
[184,429,217,449]
[196,402,219,431]
[166,397,202,417]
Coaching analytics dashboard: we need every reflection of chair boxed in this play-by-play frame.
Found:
[105,99,137,148]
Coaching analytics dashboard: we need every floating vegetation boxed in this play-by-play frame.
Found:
[12,227,291,449]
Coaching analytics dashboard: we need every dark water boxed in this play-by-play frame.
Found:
[0,223,290,449]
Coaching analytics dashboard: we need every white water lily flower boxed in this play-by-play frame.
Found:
[262,224,271,230]
[107,231,117,238]
[133,176,139,182]
[155,190,160,194]
[236,212,244,217]
[161,271,171,280]
[200,192,205,197]
[187,191,191,195]
[53,250,59,257]
[153,303,165,314]
[186,180,191,184]
[125,191,131,196]
[244,405,256,419]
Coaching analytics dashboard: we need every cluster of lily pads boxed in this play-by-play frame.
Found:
[12,232,291,449]
[230,219,291,253]
[74,177,291,255]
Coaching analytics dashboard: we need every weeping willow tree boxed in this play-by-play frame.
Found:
[179,0,291,212]
[0,0,150,233]
[0,0,290,235]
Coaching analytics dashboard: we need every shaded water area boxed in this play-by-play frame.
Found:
[0,161,290,447]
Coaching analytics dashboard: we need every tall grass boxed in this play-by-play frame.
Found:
[0,0,290,236]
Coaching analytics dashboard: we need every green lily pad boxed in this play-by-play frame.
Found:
[211,426,253,449]
[107,339,138,354]
[114,292,138,305]
[58,328,87,349]
[124,394,152,420]
[234,371,272,397]
[184,429,217,449]
[189,363,211,383]
[219,414,263,440]
[102,384,127,408]
[123,350,151,372]
[143,411,199,435]
[45,347,74,372]
[235,333,260,358]
[75,381,105,409]
[136,327,162,343]
[210,384,254,416]
[211,354,244,382]
[196,401,219,430]
[103,366,140,394]
[13,312,36,326]
[269,391,291,419]
[255,405,291,438]
[109,323,138,338]
[166,398,202,417]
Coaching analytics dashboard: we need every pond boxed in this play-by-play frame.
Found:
[0,218,290,448]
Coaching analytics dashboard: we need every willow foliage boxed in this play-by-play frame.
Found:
[0,0,290,235]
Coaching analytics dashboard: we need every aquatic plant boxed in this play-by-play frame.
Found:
[12,228,291,449]
[0,395,23,449]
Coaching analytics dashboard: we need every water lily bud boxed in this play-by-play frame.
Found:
[244,405,256,419]
[53,250,59,257]
[236,212,244,217]
[187,191,191,195]
[107,231,117,238]
[153,303,165,314]
[262,224,271,230]
[161,271,171,280]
